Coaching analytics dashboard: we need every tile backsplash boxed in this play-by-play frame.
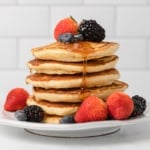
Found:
[0,0,150,71]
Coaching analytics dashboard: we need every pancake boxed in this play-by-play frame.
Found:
[42,115,62,124]
[33,80,128,103]
[28,55,118,75]
[26,96,80,116]
[31,41,119,62]
[26,69,120,89]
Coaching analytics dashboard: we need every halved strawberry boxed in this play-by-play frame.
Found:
[4,88,29,111]
[74,95,108,123]
[54,16,78,40]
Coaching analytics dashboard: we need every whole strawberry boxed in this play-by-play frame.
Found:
[106,92,134,120]
[4,88,29,111]
[54,16,78,40]
[74,95,108,123]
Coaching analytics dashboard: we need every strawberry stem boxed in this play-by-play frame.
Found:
[70,16,78,24]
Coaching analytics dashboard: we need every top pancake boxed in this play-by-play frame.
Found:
[32,41,119,62]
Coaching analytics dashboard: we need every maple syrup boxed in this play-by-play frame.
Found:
[79,57,91,101]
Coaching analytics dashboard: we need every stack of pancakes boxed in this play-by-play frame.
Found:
[26,41,128,123]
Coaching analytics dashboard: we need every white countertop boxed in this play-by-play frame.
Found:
[0,70,150,150]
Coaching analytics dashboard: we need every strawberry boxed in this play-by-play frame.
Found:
[54,16,78,40]
[106,92,134,120]
[74,95,108,123]
[4,88,29,111]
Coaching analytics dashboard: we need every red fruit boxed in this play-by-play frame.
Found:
[106,92,134,120]
[74,95,108,123]
[4,88,29,111]
[54,16,78,40]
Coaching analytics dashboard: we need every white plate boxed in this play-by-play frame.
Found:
[0,103,150,137]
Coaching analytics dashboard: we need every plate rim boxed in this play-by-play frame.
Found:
[0,107,150,132]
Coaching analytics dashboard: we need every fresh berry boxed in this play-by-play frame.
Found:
[15,110,27,121]
[74,95,108,123]
[24,105,44,122]
[60,115,75,124]
[106,92,134,120]
[54,16,78,40]
[58,33,84,43]
[58,33,74,43]
[130,95,146,117]
[74,33,84,42]
[78,19,105,42]
[4,88,29,111]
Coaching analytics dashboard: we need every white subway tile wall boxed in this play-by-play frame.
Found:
[0,6,49,36]
[50,6,114,37]
[117,6,150,36]
[0,0,17,4]
[19,38,52,69]
[115,38,147,70]
[0,0,149,70]
[0,38,17,69]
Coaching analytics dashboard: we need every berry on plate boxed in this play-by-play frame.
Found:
[74,95,108,123]
[15,110,27,121]
[54,16,78,40]
[106,92,134,120]
[24,105,44,122]
[4,88,29,111]
[59,115,75,124]
[130,95,146,117]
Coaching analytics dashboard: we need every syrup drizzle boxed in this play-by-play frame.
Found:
[81,57,87,90]
[79,57,91,100]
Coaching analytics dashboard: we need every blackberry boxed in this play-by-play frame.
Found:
[59,115,75,124]
[24,105,44,122]
[131,95,146,117]
[78,19,105,42]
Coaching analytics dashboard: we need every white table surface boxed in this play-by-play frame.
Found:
[0,70,150,150]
